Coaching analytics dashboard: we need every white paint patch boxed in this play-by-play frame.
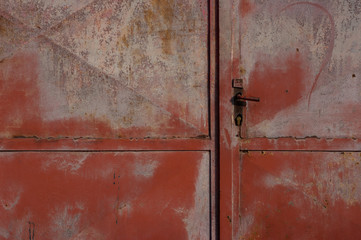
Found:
[132,160,160,178]
[183,154,210,240]
[174,207,187,216]
[263,169,297,188]
[117,202,132,217]
[50,206,82,240]
[69,227,105,240]
[43,153,89,173]
[238,214,255,237]
[263,153,361,206]
[0,227,9,239]
[5,213,33,240]
[316,153,361,205]
[0,186,22,211]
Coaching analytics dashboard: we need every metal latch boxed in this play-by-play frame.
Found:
[232,79,260,104]
[232,79,260,128]
[235,93,260,102]
[235,114,243,126]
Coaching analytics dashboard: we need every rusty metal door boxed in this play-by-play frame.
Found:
[0,0,217,239]
[220,0,361,239]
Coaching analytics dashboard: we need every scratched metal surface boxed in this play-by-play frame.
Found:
[240,0,361,138]
[0,0,209,138]
[239,151,361,239]
[0,152,210,239]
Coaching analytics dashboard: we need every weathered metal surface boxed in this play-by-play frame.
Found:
[240,137,361,151]
[0,0,209,138]
[0,138,213,151]
[0,1,216,239]
[240,0,361,138]
[219,0,242,238]
[240,151,361,239]
[220,0,361,239]
[0,151,210,239]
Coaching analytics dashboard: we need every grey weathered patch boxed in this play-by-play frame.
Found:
[183,154,210,240]
[50,205,82,239]
[132,160,160,178]
[42,153,89,173]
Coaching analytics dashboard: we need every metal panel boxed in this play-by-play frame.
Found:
[219,0,241,238]
[239,0,361,138]
[0,151,210,239]
[239,151,361,239]
[221,0,361,239]
[0,0,209,139]
[0,1,217,239]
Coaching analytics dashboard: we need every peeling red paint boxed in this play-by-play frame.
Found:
[0,0,209,139]
[0,51,116,138]
[228,0,361,238]
[240,0,254,17]
[246,54,307,125]
[0,50,204,138]
[0,0,216,239]
[240,152,361,240]
[0,152,210,239]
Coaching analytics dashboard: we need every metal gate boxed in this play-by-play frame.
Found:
[220,0,361,239]
[0,0,216,239]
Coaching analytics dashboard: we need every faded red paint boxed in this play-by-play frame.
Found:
[0,152,209,239]
[240,152,361,240]
[0,1,216,239]
[224,0,361,238]
[0,52,113,138]
[240,0,254,17]
[240,138,361,152]
[0,51,203,138]
[246,54,307,125]
[0,0,210,139]
[219,1,243,238]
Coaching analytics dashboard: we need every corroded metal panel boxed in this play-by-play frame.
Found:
[240,151,361,239]
[0,1,216,239]
[0,0,209,138]
[0,152,210,239]
[220,1,361,238]
[240,0,361,138]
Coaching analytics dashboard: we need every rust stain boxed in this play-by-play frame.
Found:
[150,0,174,25]
[143,9,156,32]
[149,0,175,55]
[0,17,6,34]
[240,66,247,76]
[160,29,173,55]
[121,35,129,48]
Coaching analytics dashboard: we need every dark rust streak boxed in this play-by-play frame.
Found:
[28,222,35,240]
